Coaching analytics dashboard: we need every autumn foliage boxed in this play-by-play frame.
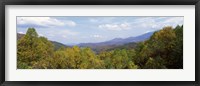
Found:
[17,25,183,69]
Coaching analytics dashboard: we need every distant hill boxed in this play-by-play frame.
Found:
[78,32,153,46]
[77,32,154,53]
[107,42,138,51]
[17,33,68,50]
[78,32,153,47]
[50,41,68,50]
[17,33,24,40]
[91,42,138,53]
[122,32,154,43]
[17,31,154,52]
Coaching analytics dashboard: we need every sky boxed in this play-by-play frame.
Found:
[17,16,183,45]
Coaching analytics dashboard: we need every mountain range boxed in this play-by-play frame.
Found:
[77,32,154,53]
[17,31,154,52]
[78,32,154,47]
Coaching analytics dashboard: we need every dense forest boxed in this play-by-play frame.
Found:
[17,25,183,69]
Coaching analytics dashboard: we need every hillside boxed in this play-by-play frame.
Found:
[78,32,153,53]
[50,41,68,50]
[17,33,67,50]
[78,31,153,47]
[17,25,183,69]
[107,42,138,51]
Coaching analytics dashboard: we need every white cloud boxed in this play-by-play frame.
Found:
[89,18,98,23]
[44,29,78,40]
[155,17,169,20]
[89,17,116,23]
[17,17,76,27]
[144,30,151,34]
[131,17,158,28]
[162,17,183,27]
[62,35,67,38]
[18,31,24,34]
[61,30,78,36]
[65,21,76,27]
[90,34,103,38]
[39,34,44,37]
[144,17,183,29]
[130,17,183,31]
[98,22,131,31]
[48,34,55,37]
[96,17,183,36]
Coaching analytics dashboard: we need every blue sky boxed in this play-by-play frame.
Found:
[17,16,183,45]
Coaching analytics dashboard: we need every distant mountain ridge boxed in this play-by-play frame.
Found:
[17,31,154,52]
[78,31,154,47]
[77,31,154,53]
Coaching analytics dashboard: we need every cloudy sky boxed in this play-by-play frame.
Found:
[17,16,183,45]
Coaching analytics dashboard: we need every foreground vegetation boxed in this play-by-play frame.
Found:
[17,25,183,69]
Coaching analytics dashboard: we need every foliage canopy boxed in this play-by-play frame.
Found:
[17,25,183,69]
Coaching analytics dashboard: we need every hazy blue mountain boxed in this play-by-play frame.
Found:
[78,31,154,47]
[123,32,154,42]
[77,31,154,53]
[17,31,154,52]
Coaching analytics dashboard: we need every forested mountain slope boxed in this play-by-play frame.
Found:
[17,25,183,69]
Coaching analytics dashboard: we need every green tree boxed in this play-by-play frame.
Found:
[17,28,54,69]
[17,28,40,68]
[166,25,183,68]
[17,25,183,69]
[134,26,183,69]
